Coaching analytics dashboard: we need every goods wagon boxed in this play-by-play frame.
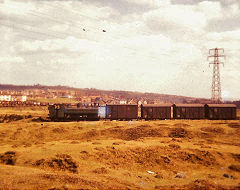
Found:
[141,104,171,120]
[48,104,99,121]
[205,104,237,120]
[105,104,138,120]
[173,104,205,119]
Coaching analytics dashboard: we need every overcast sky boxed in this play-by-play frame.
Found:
[0,0,239,100]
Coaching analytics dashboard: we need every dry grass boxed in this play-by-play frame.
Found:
[0,106,48,117]
[0,106,240,189]
[28,97,79,104]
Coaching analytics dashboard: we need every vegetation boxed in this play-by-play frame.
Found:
[28,97,79,104]
[0,107,239,189]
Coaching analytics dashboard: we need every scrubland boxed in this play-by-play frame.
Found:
[0,107,240,189]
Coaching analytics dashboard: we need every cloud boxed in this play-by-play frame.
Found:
[122,0,170,8]
[207,29,240,42]
[0,0,240,99]
[0,56,24,63]
[0,0,35,15]
[197,1,222,20]
[203,1,240,32]
[143,4,207,36]
[171,0,223,5]
[171,0,239,7]
[15,37,101,53]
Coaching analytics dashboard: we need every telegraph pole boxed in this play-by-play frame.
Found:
[208,48,225,103]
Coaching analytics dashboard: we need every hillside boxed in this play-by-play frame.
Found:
[0,84,207,104]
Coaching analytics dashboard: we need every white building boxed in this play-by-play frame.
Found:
[120,100,127,104]
[0,95,11,101]
[0,95,27,102]
[20,96,27,102]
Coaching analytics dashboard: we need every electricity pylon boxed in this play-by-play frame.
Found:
[208,48,226,103]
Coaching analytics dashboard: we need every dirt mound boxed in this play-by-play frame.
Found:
[95,146,172,169]
[171,150,217,166]
[33,154,78,173]
[185,179,220,189]
[83,129,100,139]
[32,117,49,122]
[52,128,66,133]
[229,165,240,172]
[228,123,240,128]
[195,131,213,139]
[92,167,108,174]
[0,151,17,165]
[173,123,190,127]
[108,125,163,140]
[168,128,188,138]
[155,123,168,127]
[83,125,163,141]
[200,127,225,134]
[156,179,235,189]
[95,145,217,170]
[168,144,181,150]
[39,173,111,189]
[232,153,240,161]
[0,114,25,123]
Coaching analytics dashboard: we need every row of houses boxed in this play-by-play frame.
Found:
[0,89,213,106]
[0,95,27,102]
[0,89,77,99]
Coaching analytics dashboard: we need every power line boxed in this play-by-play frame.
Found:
[0,21,64,39]
[0,2,155,41]
[0,4,100,40]
[27,11,91,34]
[44,1,100,21]
[43,1,155,38]
[27,3,107,34]
[0,3,170,61]
[1,21,167,62]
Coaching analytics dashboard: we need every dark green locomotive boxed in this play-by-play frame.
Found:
[48,104,99,121]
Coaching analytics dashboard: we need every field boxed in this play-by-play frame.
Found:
[0,107,240,189]
[28,97,80,104]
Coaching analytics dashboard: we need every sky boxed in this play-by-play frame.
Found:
[0,0,240,100]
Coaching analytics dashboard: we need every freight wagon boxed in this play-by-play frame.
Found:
[141,104,172,120]
[105,104,138,120]
[205,104,237,120]
[173,104,205,119]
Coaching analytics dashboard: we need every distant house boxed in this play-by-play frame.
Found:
[12,95,27,102]
[128,99,137,104]
[21,95,27,102]
[107,100,118,104]
[0,95,11,101]
[120,100,127,104]
[0,95,27,102]
[137,100,147,105]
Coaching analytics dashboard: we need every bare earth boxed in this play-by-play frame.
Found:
[0,107,240,189]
